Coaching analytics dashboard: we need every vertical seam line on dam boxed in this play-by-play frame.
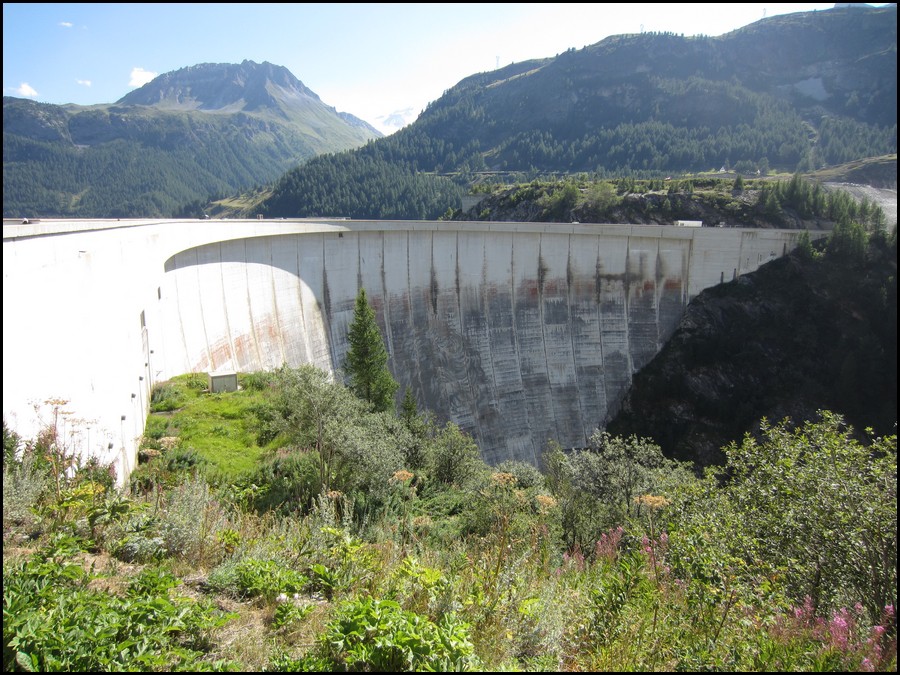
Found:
[623,235,634,377]
[537,232,559,462]
[654,235,662,352]
[566,233,585,446]
[406,229,427,403]
[220,242,237,369]
[483,231,500,440]
[247,238,264,368]
[196,248,213,372]
[509,232,531,463]
[380,231,392,363]
[271,237,287,368]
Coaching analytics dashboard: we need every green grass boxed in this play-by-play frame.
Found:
[143,373,272,479]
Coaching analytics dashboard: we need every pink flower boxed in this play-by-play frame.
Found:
[828,611,850,650]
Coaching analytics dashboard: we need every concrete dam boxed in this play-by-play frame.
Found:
[3,219,815,482]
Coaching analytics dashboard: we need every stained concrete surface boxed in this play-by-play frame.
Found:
[3,219,818,482]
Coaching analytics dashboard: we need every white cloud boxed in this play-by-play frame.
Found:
[59,21,73,28]
[14,83,38,98]
[129,67,157,88]
[76,79,92,88]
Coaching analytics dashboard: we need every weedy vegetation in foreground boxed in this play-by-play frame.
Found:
[3,368,896,672]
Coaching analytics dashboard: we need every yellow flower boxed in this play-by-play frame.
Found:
[535,494,558,511]
[490,471,517,487]
[391,469,414,483]
[634,494,670,510]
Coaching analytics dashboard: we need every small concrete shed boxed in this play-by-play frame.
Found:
[208,371,238,393]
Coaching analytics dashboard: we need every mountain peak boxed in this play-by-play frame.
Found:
[117,60,320,112]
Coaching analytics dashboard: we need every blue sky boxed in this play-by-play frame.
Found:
[2,3,865,135]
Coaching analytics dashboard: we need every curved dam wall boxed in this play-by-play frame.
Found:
[3,218,814,483]
[159,222,810,468]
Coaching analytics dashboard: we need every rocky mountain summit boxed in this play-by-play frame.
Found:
[3,60,381,218]
[118,60,321,112]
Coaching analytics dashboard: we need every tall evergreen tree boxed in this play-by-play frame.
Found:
[400,387,418,428]
[345,288,399,412]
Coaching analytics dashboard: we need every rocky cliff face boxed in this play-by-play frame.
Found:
[118,61,320,113]
[605,236,898,468]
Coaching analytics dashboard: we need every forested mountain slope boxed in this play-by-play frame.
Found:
[256,4,896,220]
[3,61,380,218]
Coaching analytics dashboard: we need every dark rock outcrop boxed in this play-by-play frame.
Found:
[606,236,898,468]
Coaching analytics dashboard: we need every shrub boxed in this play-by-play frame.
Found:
[159,476,229,563]
[150,382,184,412]
[721,412,897,621]
[3,448,51,529]
[240,371,275,392]
[431,422,482,487]
[206,557,308,601]
[271,599,314,630]
[3,555,235,671]
[496,460,546,489]
[312,598,479,671]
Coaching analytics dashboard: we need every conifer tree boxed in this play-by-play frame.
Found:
[345,288,399,412]
[400,387,418,428]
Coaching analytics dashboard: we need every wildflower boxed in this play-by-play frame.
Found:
[794,595,816,624]
[391,469,414,483]
[861,658,874,672]
[595,526,623,561]
[535,494,557,511]
[828,610,850,650]
[490,471,517,487]
[634,494,670,510]
[276,593,288,603]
